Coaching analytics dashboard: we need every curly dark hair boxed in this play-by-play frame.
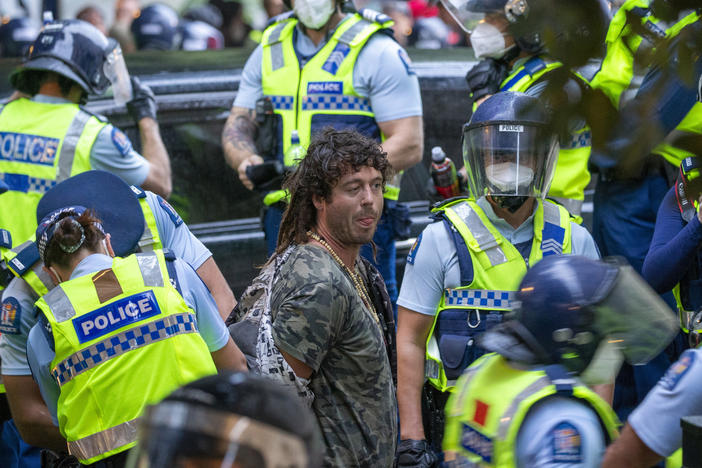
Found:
[276,127,389,254]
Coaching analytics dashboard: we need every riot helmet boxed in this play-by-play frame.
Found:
[480,255,679,384]
[440,0,611,65]
[650,0,701,21]
[10,20,131,102]
[127,372,323,468]
[462,91,558,211]
[131,3,181,51]
[0,17,40,58]
[179,20,224,50]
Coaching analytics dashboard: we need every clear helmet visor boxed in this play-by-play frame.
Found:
[127,402,309,468]
[439,0,489,33]
[103,41,132,106]
[591,259,679,366]
[462,121,559,199]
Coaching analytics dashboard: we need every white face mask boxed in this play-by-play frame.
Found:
[294,0,336,30]
[486,162,534,191]
[470,21,515,59]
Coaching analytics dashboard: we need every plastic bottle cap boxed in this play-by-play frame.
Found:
[431,146,445,163]
[291,130,300,145]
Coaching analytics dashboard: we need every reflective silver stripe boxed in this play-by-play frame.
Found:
[135,253,164,287]
[551,197,582,216]
[301,94,372,112]
[497,376,551,439]
[68,418,139,462]
[542,201,561,226]
[268,22,288,71]
[31,262,54,291]
[450,202,507,266]
[338,19,370,44]
[56,110,91,183]
[51,313,198,386]
[9,240,32,255]
[444,289,514,309]
[43,286,75,322]
[138,222,157,252]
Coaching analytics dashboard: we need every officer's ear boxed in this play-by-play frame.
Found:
[103,233,115,258]
[43,265,61,286]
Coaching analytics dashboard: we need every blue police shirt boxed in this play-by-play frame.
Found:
[0,191,212,375]
[31,95,150,186]
[26,253,228,425]
[397,197,600,316]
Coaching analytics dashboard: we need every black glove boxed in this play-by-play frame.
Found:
[465,58,509,102]
[126,76,157,122]
[396,439,440,468]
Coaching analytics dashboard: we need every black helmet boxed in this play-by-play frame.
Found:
[131,3,180,51]
[481,255,678,383]
[0,17,40,58]
[441,0,611,66]
[650,0,701,21]
[129,372,323,468]
[10,19,117,95]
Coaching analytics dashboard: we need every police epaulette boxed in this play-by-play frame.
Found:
[162,249,176,261]
[8,242,40,276]
[267,10,295,27]
[358,8,392,25]
[0,229,11,249]
[430,195,471,212]
[130,185,147,199]
[78,106,109,123]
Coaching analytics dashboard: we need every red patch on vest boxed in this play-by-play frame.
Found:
[473,400,489,426]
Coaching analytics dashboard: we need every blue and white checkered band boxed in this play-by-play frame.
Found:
[51,312,198,386]
[268,95,294,110]
[444,289,515,309]
[562,130,592,149]
[301,94,372,112]
[0,173,57,194]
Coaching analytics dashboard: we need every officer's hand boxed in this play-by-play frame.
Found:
[465,58,509,104]
[127,76,157,123]
[396,439,439,468]
[238,154,264,190]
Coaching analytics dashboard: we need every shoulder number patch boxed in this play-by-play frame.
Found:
[550,421,582,463]
[158,196,184,227]
[0,297,22,334]
[111,127,133,157]
[398,48,415,76]
[406,232,422,265]
[661,349,695,391]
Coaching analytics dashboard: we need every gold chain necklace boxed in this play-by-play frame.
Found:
[306,231,380,327]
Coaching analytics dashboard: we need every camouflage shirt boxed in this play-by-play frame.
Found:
[271,244,398,467]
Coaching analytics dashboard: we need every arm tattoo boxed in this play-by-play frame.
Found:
[223,109,258,153]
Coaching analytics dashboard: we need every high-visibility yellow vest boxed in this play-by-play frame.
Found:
[35,250,216,464]
[500,55,591,211]
[0,99,106,246]
[425,198,572,392]
[443,353,620,467]
[590,1,700,167]
[259,11,402,204]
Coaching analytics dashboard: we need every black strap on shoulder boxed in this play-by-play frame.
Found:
[441,217,473,287]
[544,364,575,396]
[36,308,55,353]
[162,249,183,296]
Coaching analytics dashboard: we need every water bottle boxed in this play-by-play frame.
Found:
[430,146,460,199]
[284,130,306,166]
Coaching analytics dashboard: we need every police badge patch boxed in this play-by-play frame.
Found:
[0,297,22,334]
[111,127,133,157]
[550,421,582,463]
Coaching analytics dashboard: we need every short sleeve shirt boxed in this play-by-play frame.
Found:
[270,244,397,467]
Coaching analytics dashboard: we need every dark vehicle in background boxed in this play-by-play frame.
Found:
[0,48,474,297]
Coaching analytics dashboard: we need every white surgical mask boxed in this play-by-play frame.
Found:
[294,0,336,29]
[470,21,515,59]
[486,162,534,191]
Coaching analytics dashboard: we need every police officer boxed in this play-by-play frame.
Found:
[26,205,243,466]
[0,170,241,456]
[128,371,323,468]
[0,19,172,247]
[395,91,601,465]
[130,3,181,51]
[442,254,679,467]
[221,0,423,308]
[441,0,611,217]
[587,0,701,420]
